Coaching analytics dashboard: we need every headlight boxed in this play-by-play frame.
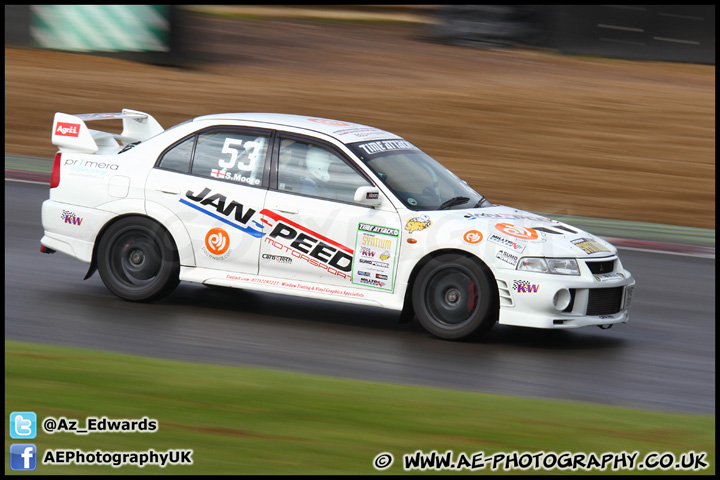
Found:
[546,258,580,275]
[517,257,579,275]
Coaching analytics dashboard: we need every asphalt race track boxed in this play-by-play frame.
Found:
[5,180,715,415]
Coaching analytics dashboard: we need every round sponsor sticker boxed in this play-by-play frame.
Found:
[495,223,538,240]
[463,230,483,244]
[205,228,230,255]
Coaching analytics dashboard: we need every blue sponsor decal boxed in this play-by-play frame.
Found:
[179,198,265,238]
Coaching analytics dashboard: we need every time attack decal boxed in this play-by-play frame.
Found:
[352,223,400,291]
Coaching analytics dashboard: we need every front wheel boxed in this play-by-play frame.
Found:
[412,254,498,340]
[97,217,180,302]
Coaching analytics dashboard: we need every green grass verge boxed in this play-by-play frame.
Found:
[5,340,714,475]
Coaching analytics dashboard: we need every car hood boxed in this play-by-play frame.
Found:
[403,205,617,259]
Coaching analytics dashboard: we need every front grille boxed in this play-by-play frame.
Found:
[587,287,624,315]
[586,260,616,274]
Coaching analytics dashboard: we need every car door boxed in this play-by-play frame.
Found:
[259,134,402,291]
[145,126,272,274]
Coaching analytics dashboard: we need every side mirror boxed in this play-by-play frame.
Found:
[354,186,382,207]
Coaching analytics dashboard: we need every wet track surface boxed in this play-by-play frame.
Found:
[5,181,715,415]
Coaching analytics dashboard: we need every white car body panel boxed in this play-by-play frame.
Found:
[40,110,636,337]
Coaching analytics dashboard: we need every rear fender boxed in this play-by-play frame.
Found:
[85,207,195,280]
[144,201,196,267]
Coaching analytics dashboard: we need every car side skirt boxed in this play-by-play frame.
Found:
[179,266,406,311]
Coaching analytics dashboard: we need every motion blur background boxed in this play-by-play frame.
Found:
[4,6,715,474]
[5,4,715,230]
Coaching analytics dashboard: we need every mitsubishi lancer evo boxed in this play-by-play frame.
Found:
[41,110,635,340]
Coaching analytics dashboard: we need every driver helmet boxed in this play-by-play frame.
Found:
[305,148,331,182]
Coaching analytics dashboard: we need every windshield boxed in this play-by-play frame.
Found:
[347,139,490,211]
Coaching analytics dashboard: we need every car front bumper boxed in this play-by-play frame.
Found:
[494,260,635,329]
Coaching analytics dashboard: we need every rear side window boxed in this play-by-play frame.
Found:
[156,129,272,187]
[157,136,195,173]
[192,131,270,187]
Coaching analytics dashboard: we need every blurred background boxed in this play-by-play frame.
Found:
[4,8,715,474]
[5,5,715,229]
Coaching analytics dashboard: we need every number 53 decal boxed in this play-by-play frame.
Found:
[219,137,262,172]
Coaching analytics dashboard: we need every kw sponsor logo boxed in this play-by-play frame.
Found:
[181,187,264,238]
[61,210,83,226]
[261,209,353,278]
[55,122,80,137]
[513,280,540,293]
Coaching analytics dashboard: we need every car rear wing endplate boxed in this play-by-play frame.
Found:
[52,109,164,154]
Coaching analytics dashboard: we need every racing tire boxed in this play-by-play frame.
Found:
[412,254,498,340]
[97,217,180,302]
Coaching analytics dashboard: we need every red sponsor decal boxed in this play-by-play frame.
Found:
[55,122,80,137]
[260,209,353,254]
[495,223,538,240]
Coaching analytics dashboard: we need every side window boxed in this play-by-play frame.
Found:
[277,139,371,203]
[157,136,194,173]
[191,131,269,187]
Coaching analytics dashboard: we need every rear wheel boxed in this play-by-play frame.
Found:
[412,254,497,340]
[97,217,180,301]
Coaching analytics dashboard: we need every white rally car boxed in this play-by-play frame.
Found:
[41,109,635,340]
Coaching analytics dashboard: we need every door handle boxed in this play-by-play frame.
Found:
[273,204,298,214]
[157,186,179,195]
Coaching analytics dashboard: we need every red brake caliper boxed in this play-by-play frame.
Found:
[466,280,478,312]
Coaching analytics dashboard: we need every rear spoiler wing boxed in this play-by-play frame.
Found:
[52,109,164,154]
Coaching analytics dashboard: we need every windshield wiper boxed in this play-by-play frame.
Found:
[438,196,470,210]
[472,195,488,208]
